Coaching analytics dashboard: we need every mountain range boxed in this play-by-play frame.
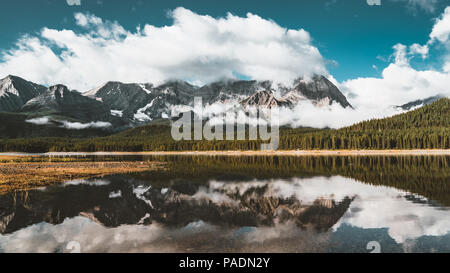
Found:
[0,74,353,135]
[1,74,444,138]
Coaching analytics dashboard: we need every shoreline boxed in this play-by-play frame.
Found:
[0,149,448,157]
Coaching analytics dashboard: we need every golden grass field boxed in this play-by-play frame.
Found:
[0,159,165,193]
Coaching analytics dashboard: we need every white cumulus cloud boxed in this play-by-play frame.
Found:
[342,62,450,109]
[0,8,328,91]
[430,6,450,43]
[340,6,450,116]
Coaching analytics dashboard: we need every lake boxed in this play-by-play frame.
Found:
[0,155,449,253]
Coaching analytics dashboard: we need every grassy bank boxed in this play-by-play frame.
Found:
[0,161,165,193]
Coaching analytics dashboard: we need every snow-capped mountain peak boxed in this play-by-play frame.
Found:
[0,75,46,112]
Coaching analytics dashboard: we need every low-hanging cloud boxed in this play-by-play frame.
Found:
[61,121,112,130]
[26,116,112,130]
[0,8,328,91]
[25,116,51,125]
[170,99,401,129]
[277,101,401,129]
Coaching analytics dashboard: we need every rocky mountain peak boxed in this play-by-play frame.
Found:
[47,84,72,97]
[159,80,195,89]
[0,75,46,112]
[22,84,112,122]
[241,89,292,108]
[84,81,157,119]
[290,75,352,108]
[0,76,17,97]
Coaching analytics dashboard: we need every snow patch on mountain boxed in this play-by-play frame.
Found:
[139,84,152,94]
[133,99,156,121]
[0,77,19,97]
[110,109,123,117]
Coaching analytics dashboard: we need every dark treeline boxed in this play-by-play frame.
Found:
[282,98,449,150]
[0,98,448,152]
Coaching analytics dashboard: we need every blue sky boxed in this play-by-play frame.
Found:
[0,0,448,82]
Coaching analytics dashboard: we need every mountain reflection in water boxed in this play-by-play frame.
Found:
[0,155,449,253]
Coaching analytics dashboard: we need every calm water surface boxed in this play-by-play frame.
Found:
[0,155,449,253]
